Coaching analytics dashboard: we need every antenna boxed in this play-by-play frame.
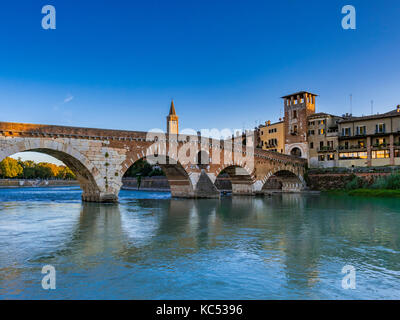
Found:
[371,100,374,115]
[349,94,353,116]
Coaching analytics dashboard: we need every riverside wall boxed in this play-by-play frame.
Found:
[0,179,79,187]
[307,171,394,191]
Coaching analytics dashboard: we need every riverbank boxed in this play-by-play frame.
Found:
[0,179,78,188]
[348,189,400,197]
[325,188,400,198]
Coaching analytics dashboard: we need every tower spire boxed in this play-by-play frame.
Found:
[166,100,179,135]
[169,100,176,116]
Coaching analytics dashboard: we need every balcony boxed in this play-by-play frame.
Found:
[372,143,391,150]
[317,146,336,152]
[338,145,367,151]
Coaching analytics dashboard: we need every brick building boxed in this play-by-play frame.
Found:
[282,91,317,159]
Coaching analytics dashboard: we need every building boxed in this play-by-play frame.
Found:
[336,106,400,167]
[307,113,342,168]
[282,91,317,159]
[254,90,400,169]
[166,100,179,135]
[259,120,285,153]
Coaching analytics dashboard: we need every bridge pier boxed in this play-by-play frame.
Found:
[231,183,254,196]
[82,192,119,203]
[281,181,305,192]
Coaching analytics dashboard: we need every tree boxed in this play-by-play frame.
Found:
[0,157,23,178]
[57,166,76,180]
[0,157,76,180]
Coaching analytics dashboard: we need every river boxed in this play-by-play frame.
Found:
[0,187,399,299]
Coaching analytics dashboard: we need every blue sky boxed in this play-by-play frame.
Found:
[1,0,400,163]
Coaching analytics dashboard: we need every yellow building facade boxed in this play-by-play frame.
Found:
[259,120,285,153]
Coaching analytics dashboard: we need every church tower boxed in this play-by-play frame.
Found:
[167,100,179,135]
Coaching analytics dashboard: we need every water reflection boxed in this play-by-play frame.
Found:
[0,189,400,299]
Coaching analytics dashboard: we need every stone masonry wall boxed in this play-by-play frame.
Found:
[307,172,392,191]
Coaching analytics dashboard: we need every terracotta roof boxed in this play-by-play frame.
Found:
[259,120,284,128]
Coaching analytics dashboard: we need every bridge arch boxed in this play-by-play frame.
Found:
[0,139,106,202]
[214,164,255,195]
[261,168,304,192]
[120,154,196,198]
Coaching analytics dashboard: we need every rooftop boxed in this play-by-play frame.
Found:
[339,107,400,123]
[308,112,342,119]
[281,91,318,99]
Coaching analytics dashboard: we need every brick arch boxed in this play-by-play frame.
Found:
[214,162,255,181]
[119,153,196,197]
[0,138,104,202]
[261,166,305,192]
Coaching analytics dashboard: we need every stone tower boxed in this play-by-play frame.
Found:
[167,100,179,135]
[282,91,317,159]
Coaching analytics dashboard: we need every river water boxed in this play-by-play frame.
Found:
[0,187,399,299]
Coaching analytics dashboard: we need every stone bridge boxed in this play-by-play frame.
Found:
[0,122,307,202]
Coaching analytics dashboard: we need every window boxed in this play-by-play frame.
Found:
[327,141,334,149]
[375,138,386,146]
[310,142,314,149]
[339,152,367,159]
[358,140,365,148]
[320,141,324,149]
[395,150,400,158]
[327,154,335,161]
[376,123,386,133]
[318,155,325,161]
[293,110,297,119]
[268,138,278,146]
[308,130,315,135]
[318,120,325,125]
[372,150,390,159]
[356,126,366,135]
[318,129,324,135]
[308,121,315,126]
[342,127,351,136]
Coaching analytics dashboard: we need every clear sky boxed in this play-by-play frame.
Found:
[1,0,400,163]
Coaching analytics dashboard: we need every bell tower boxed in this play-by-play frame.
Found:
[282,91,317,159]
[167,100,179,135]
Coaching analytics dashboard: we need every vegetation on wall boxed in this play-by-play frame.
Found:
[0,157,76,180]
[345,173,400,191]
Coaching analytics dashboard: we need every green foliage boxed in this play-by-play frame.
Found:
[370,173,400,190]
[345,175,366,190]
[0,157,76,180]
[124,159,164,177]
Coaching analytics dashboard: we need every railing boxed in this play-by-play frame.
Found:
[318,146,336,152]
[338,145,367,150]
